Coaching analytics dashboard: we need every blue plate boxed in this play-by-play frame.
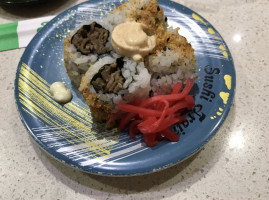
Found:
[14,0,235,176]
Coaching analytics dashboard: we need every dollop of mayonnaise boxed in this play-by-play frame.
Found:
[50,82,72,104]
[111,21,156,62]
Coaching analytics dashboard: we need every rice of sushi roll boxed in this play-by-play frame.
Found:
[64,0,197,124]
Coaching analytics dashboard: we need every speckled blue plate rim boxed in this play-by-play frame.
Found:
[14,0,236,176]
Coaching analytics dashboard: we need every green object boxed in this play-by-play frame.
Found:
[0,22,19,51]
[37,21,48,32]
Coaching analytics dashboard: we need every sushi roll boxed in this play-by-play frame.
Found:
[64,21,113,87]
[63,0,197,136]
[79,56,151,122]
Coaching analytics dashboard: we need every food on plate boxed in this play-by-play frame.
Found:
[50,82,72,103]
[111,21,156,62]
[63,0,197,146]
[71,22,110,55]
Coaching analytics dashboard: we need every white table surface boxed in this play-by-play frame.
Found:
[0,0,268,199]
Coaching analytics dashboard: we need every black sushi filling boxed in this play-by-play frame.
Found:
[71,22,110,55]
[91,58,125,94]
